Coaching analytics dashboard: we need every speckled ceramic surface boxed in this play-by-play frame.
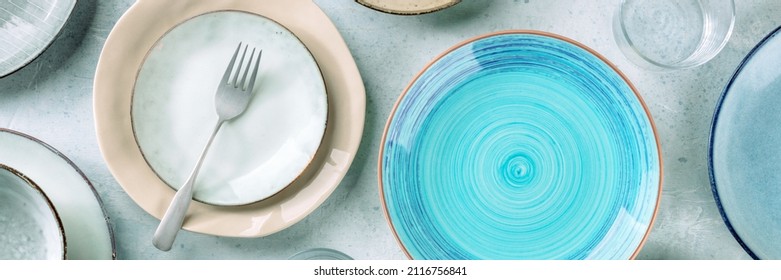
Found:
[0,0,76,77]
[709,25,781,260]
[94,0,365,237]
[0,129,114,260]
[356,0,459,15]
[380,31,662,260]
[0,164,65,260]
[133,11,327,206]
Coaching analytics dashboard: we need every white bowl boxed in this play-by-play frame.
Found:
[0,164,66,259]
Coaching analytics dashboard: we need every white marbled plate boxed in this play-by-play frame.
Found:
[132,11,328,206]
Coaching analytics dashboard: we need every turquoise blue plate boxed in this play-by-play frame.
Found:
[379,31,662,260]
[709,25,781,260]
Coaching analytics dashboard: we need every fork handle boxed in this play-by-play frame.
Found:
[152,121,224,251]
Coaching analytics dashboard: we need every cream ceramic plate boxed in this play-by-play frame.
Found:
[0,0,76,77]
[0,129,115,259]
[356,0,460,15]
[133,11,327,206]
[95,0,365,237]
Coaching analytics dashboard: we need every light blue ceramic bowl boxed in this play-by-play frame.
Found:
[380,31,662,260]
[709,25,781,260]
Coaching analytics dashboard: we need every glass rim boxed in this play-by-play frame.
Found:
[614,0,736,70]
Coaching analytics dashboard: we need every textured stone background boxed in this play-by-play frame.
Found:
[1,0,776,259]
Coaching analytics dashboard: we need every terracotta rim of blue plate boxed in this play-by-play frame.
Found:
[378,30,663,260]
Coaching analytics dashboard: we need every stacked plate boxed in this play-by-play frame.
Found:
[0,163,65,260]
[94,0,365,237]
[0,129,115,259]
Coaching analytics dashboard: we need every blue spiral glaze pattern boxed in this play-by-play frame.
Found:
[381,32,660,260]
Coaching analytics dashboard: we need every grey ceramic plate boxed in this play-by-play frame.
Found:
[709,25,781,260]
[0,129,115,259]
[0,0,77,77]
[0,163,66,259]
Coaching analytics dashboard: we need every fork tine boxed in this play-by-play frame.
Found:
[232,45,248,88]
[246,50,262,93]
[221,42,243,85]
[239,48,257,91]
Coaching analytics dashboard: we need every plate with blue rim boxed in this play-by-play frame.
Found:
[379,30,662,260]
[709,25,781,260]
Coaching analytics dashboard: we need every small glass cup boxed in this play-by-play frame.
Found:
[613,0,735,70]
[288,248,353,260]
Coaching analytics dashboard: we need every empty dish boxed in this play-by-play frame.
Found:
[94,0,365,238]
[0,164,65,260]
[380,31,662,259]
[356,0,459,15]
[0,0,77,77]
[133,11,327,206]
[0,129,115,259]
[709,25,781,260]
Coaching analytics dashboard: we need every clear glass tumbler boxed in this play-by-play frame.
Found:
[288,248,353,260]
[613,0,735,70]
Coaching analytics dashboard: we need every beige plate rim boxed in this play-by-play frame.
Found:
[94,0,365,238]
[355,0,460,15]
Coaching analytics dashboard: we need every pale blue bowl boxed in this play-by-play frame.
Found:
[709,25,781,260]
[380,31,662,260]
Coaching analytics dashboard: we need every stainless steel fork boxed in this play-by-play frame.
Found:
[152,43,262,251]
